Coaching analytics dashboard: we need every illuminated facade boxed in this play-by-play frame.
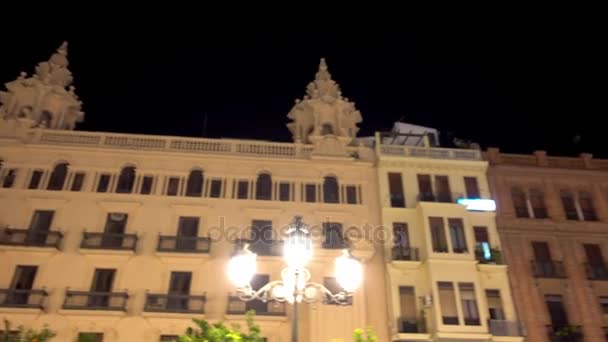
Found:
[376,133,523,341]
[0,46,388,341]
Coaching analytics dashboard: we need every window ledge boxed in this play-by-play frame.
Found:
[142,311,206,319]
[0,245,60,254]
[58,309,126,316]
[0,307,43,314]
[154,252,211,264]
[79,248,134,256]
[477,264,508,273]
[393,332,432,341]
[223,314,288,323]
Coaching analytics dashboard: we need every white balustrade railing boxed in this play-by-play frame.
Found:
[379,144,481,160]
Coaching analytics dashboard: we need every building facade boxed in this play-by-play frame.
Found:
[0,46,389,341]
[486,148,608,342]
[376,135,523,341]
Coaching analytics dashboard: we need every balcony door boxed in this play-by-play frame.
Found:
[8,266,37,305]
[545,295,569,329]
[246,274,269,313]
[417,174,433,201]
[102,213,127,248]
[533,241,554,276]
[177,217,199,251]
[89,269,115,307]
[168,272,191,310]
[251,220,272,255]
[27,210,54,245]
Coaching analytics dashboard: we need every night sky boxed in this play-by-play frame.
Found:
[1,11,604,157]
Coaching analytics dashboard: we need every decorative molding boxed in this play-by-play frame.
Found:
[97,200,142,213]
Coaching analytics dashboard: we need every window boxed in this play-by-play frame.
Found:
[28,170,43,189]
[579,191,597,221]
[236,180,249,199]
[323,176,339,203]
[279,182,290,201]
[116,166,136,193]
[560,190,578,220]
[78,333,103,342]
[464,177,480,199]
[459,283,480,325]
[305,184,316,203]
[388,173,405,207]
[435,175,452,202]
[529,189,548,218]
[7,265,37,305]
[346,185,358,204]
[324,277,352,305]
[209,179,222,198]
[29,210,54,240]
[438,282,458,325]
[247,274,271,313]
[71,172,85,191]
[89,269,116,308]
[2,169,16,188]
[486,289,505,320]
[398,286,417,332]
[140,176,153,194]
[168,272,192,310]
[250,220,273,255]
[393,223,410,247]
[448,218,467,253]
[474,226,491,261]
[167,177,179,196]
[160,335,178,342]
[176,217,199,251]
[186,170,203,197]
[599,297,608,314]
[429,217,448,253]
[511,187,529,218]
[545,295,569,329]
[417,174,434,201]
[102,213,128,248]
[323,222,346,249]
[47,162,68,190]
[97,174,111,193]
[255,173,272,200]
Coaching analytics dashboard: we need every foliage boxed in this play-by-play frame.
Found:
[177,310,263,342]
[554,325,581,337]
[352,327,377,342]
[1,319,56,342]
[490,248,503,264]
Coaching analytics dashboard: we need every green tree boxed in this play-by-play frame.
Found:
[352,327,377,342]
[1,319,56,342]
[177,310,263,342]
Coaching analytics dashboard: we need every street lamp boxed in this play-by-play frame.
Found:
[226,216,363,342]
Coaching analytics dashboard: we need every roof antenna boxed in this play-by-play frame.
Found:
[202,113,208,137]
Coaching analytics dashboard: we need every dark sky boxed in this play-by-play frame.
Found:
[1,11,605,157]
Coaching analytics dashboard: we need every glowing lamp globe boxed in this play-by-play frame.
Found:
[335,250,362,292]
[227,249,257,288]
[283,218,312,269]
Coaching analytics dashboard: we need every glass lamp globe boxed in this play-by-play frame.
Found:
[227,248,257,288]
[335,250,362,292]
[283,217,312,269]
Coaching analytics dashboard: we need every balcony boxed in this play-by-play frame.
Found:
[0,289,48,309]
[531,261,567,278]
[0,229,63,249]
[584,263,608,280]
[547,325,582,342]
[379,144,481,160]
[392,246,420,261]
[157,236,211,254]
[418,192,453,203]
[80,232,138,251]
[62,290,128,311]
[144,293,206,314]
[226,295,286,316]
[234,239,283,256]
[488,319,523,337]
[398,318,426,333]
[475,246,503,265]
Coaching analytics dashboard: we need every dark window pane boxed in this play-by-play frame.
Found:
[323,222,345,248]
[449,218,467,253]
[177,217,199,250]
[435,176,452,202]
[529,189,548,219]
[28,171,43,189]
[323,176,339,203]
[532,241,552,261]
[47,162,68,190]
[167,177,179,196]
[3,169,16,188]
[346,185,357,204]
[186,170,203,197]
[102,213,127,248]
[237,180,249,199]
[417,174,434,201]
[140,176,153,194]
[97,174,110,193]
[584,244,604,265]
[279,183,290,201]
[464,177,480,199]
[460,283,480,325]
[116,166,136,193]
[305,184,316,203]
[545,295,569,329]
[429,217,448,253]
[511,187,529,218]
[255,173,272,200]
[579,191,597,221]
[71,172,85,191]
[388,173,405,207]
[209,179,222,198]
[560,190,578,220]
[8,265,37,305]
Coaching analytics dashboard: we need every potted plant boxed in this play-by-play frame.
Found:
[554,325,582,341]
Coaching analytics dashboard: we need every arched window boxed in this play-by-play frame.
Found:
[116,166,136,193]
[321,123,334,135]
[511,187,528,218]
[47,162,68,190]
[186,169,204,197]
[323,176,339,203]
[255,173,272,200]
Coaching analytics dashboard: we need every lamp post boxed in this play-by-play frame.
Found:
[227,216,363,342]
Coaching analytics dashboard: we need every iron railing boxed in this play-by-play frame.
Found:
[226,295,286,316]
[144,293,206,314]
[398,318,426,333]
[234,239,283,256]
[0,289,48,309]
[0,228,62,249]
[488,319,524,337]
[546,325,582,342]
[62,290,128,311]
[584,263,608,280]
[392,246,420,261]
[80,232,138,251]
[531,261,567,278]
[157,236,211,253]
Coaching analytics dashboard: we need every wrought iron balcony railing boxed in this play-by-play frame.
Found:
[391,246,420,261]
[62,290,128,311]
[0,228,62,249]
[157,235,211,253]
[144,293,206,314]
[488,319,524,337]
[226,295,286,316]
[0,289,48,309]
[234,239,283,256]
[80,232,138,251]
